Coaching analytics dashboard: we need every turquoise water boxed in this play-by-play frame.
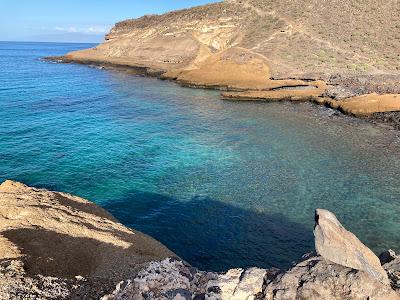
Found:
[1,42,400,271]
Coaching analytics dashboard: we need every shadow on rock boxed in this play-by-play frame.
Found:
[54,192,118,222]
[2,226,173,281]
[3,228,126,278]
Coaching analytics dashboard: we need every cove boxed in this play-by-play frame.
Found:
[1,42,400,271]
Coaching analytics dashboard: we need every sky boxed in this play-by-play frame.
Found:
[1,0,219,43]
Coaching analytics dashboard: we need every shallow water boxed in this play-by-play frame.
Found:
[1,42,400,271]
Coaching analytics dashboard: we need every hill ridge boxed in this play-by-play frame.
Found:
[51,0,400,121]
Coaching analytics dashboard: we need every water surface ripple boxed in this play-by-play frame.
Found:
[1,42,400,271]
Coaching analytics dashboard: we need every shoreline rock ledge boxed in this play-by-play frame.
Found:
[0,180,399,299]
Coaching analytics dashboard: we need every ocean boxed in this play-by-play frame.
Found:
[1,41,400,271]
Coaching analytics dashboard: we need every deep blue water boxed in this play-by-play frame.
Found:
[1,41,400,271]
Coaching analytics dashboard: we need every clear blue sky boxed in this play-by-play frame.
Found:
[1,0,219,43]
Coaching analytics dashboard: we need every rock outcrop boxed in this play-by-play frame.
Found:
[221,80,327,102]
[382,251,400,293]
[264,255,399,300]
[314,208,389,284]
[329,94,400,116]
[61,0,400,80]
[102,258,266,300]
[48,0,400,118]
[1,181,399,299]
[0,180,174,299]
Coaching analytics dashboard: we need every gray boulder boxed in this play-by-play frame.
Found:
[314,209,389,284]
[264,256,399,300]
[382,250,400,291]
[102,258,267,300]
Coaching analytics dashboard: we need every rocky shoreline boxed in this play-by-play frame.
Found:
[43,0,400,128]
[1,180,400,299]
[44,55,400,130]
[43,0,400,129]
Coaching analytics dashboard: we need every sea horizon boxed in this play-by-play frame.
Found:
[0,40,99,44]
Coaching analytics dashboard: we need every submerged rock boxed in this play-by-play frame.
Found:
[314,208,389,284]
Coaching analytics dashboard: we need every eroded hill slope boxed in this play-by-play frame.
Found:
[54,0,400,118]
[66,0,399,78]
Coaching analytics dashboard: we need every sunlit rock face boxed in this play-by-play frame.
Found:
[103,209,400,300]
[0,180,173,299]
[264,256,399,300]
[57,0,400,114]
[314,208,389,284]
[71,0,400,78]
[1,182,400,299]
[102,258,267,300]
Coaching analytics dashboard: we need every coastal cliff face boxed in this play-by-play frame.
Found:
[56,0,400,119]
[68,0,400,78]
[1,180,400,299]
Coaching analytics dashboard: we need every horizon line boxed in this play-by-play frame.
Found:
[0,40,100,44]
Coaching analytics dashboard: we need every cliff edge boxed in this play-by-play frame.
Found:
[0,180,174,299]
[1,180,400,299]
[52,0,400,119]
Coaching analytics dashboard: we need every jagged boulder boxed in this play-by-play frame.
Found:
[314,208,389,284]
[207,267,266,300]
[102,258,267,300]
[264,256,400,300]
[264,209,399,299]
[382,250,400,292]
[380,249,397,265]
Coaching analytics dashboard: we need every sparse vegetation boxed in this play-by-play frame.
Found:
[77,0,399,86]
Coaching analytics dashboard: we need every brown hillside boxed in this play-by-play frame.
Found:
[56,0,400,116]
[67,0,399,77]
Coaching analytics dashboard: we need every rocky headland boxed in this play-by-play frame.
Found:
[1,180,400,299]
[46,0,400,126]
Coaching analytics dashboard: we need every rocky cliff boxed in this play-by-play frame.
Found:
[65,0,400,79]
[0,180,173,299]
[1,180,400,299]
[51,0,400,119]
